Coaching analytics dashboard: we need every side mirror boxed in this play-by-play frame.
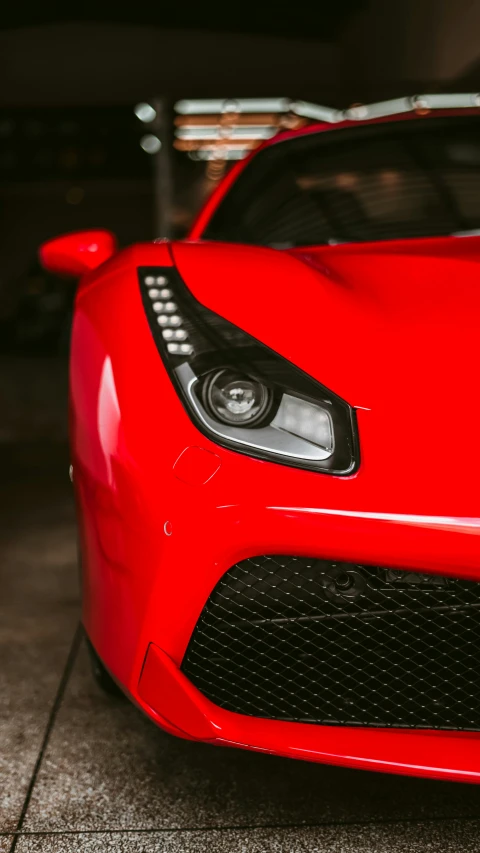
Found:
[39,230,118,278]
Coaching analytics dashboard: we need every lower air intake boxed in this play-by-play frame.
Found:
[181,556,480,730]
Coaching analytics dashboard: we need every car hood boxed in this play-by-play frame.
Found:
[172,236,480,513]
[171,235,480,406]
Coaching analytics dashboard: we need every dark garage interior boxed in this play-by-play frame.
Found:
[3,2,480,851]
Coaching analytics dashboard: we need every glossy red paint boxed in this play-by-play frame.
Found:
[173,446,221,486]
[41,109,480,783]
[40,229,117,277]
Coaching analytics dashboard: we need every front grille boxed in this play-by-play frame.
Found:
[181,556,480,730]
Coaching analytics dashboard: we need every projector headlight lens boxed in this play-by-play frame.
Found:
[201,369,275,426]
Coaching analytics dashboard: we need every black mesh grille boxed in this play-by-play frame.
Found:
[181,556,480,730]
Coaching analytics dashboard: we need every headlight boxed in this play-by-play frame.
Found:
[139,266,358,474]
[200,369,275,426]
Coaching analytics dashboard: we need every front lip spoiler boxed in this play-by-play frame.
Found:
[137,643,480,784]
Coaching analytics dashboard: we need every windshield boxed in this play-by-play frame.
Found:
[201,116,480,247]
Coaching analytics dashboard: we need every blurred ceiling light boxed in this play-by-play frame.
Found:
[175,114,281,127]
[174,99,312,163]
[344,103,369,120]
[174,93,480,166]
[341,95,478,121]
[290,101,341,123]
[188,149,249,161]
[175,98,291,115]
[174,139,259,152]
[175,126,276,141]
[176,93,480,128]
[174,98,340,123]
[140,134,162,154]
[134,103,157,123]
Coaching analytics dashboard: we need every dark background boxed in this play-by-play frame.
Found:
[1,0,480,437]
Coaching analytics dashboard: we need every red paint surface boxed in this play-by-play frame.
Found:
[173,446,221,486]
[139,644,216,740]
[40,229,117,277]
[41,108,480,781]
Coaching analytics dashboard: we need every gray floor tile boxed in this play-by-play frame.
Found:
[22,641,480,834]
[13,821,480,852]
[0,838,12,853]
[0,446,78,833]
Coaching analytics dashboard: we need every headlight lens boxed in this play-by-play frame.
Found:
[139,266,358,474]
[271,393,334,453]
[201,369,275,426]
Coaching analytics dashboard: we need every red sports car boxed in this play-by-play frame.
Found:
[40,95,480,783]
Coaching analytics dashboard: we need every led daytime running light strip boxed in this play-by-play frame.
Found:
[143,273,193,355]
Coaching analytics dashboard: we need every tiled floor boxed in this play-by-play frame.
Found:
[2,444,480,852]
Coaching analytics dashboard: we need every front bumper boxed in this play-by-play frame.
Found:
[71,258,480,782]
[76,439,480,783]
[136,642,480,784]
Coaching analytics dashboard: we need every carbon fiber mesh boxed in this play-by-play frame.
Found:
[181,556,480,729]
